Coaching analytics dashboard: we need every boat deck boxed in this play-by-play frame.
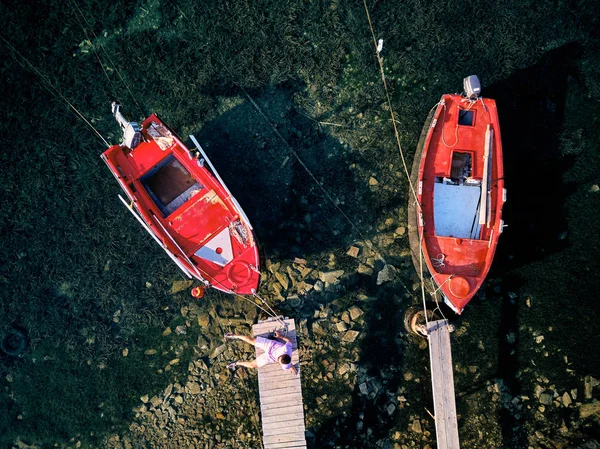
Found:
[433,181,481,239]
[252,318,306,449]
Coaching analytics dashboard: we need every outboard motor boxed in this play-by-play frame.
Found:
[463,75,481,100]
[112,102,141,149]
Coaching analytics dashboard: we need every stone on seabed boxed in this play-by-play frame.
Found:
[349,306,364,321]
[342,330,360,343]
[377,264,395,285]
[357,264,373,275]
[170,280,193,294]
[346,246,360,258]
[319,270,344,283]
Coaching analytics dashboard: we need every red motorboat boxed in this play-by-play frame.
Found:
[410,76,506,314]
[102,103,261,295]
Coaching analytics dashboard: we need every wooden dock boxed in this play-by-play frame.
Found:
[427,319,460,449]
[252,318,307,449]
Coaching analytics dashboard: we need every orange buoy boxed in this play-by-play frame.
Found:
[191,286,205,298]
[449,275,470,299]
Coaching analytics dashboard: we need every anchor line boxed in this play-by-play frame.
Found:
[168,0,415,298]
[0,34,110,148]
[66,0,145,117]
[362,1,449,324]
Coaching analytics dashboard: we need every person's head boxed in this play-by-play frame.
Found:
[278,354,292,370]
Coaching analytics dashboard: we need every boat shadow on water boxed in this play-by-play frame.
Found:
[484,42,583,447]
[195,85,403,261]
[487,42,582,273]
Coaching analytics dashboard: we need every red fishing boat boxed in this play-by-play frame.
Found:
[410,76,506,314]
[102,103,261,295]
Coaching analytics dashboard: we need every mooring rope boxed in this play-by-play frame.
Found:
[0,34,110,148]
[362,1,447,326]
[362,0,419,208]
[67,0,145,117]
[251,290,288,332]
[170,1,415,300]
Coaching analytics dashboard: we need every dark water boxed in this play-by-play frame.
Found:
[1,0,600,446]
[489,43,580,271]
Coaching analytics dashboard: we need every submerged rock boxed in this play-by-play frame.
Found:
[197,313,210,327]
[209,344,227,360]
[349,306,364,321]
[376,264,395,285]
[346,246,360,258]
[411,419,422,433]
[335,321,348,332]
[580,400,600,418]
[357,264,373,275]
[185,381,201,395]
[275,271,289,290]
[319,270,344,284]
[359,382,369,395]
[561,392,573,407]
[313,280,324,292]
[585,376,599,399]
[539,392,553,406]
[170,280,193,294]
[342,330,360,343]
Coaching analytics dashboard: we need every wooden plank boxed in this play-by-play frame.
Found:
[259,391,303,405]
[265,441,307,449]
[259,370,301,383]
[258,384,303,399]
[253,320,296,335]
[263,433,307,446]
[256,362,300,376]
[263,417,305,430]
[259,378,300,390]
[479,125,491,225]
[261,400,304,413]
[428,319,460,449]
[264,423,305,436]
[262,404,304,417]
[252,324,296,335]
[265,441,306,449]
[266,441,306,447]
[262,411,305,424]
[253,318,306,449]
[263,421,305,433]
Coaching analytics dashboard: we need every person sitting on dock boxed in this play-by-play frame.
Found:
[225,330,298,375]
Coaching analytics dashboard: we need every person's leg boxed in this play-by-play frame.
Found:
[235,360,258,369]
[236,335,257,346]
[225,333,257,346]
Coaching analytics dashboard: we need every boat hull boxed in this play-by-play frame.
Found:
[410,94,505,313]
[102,114,261,295]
